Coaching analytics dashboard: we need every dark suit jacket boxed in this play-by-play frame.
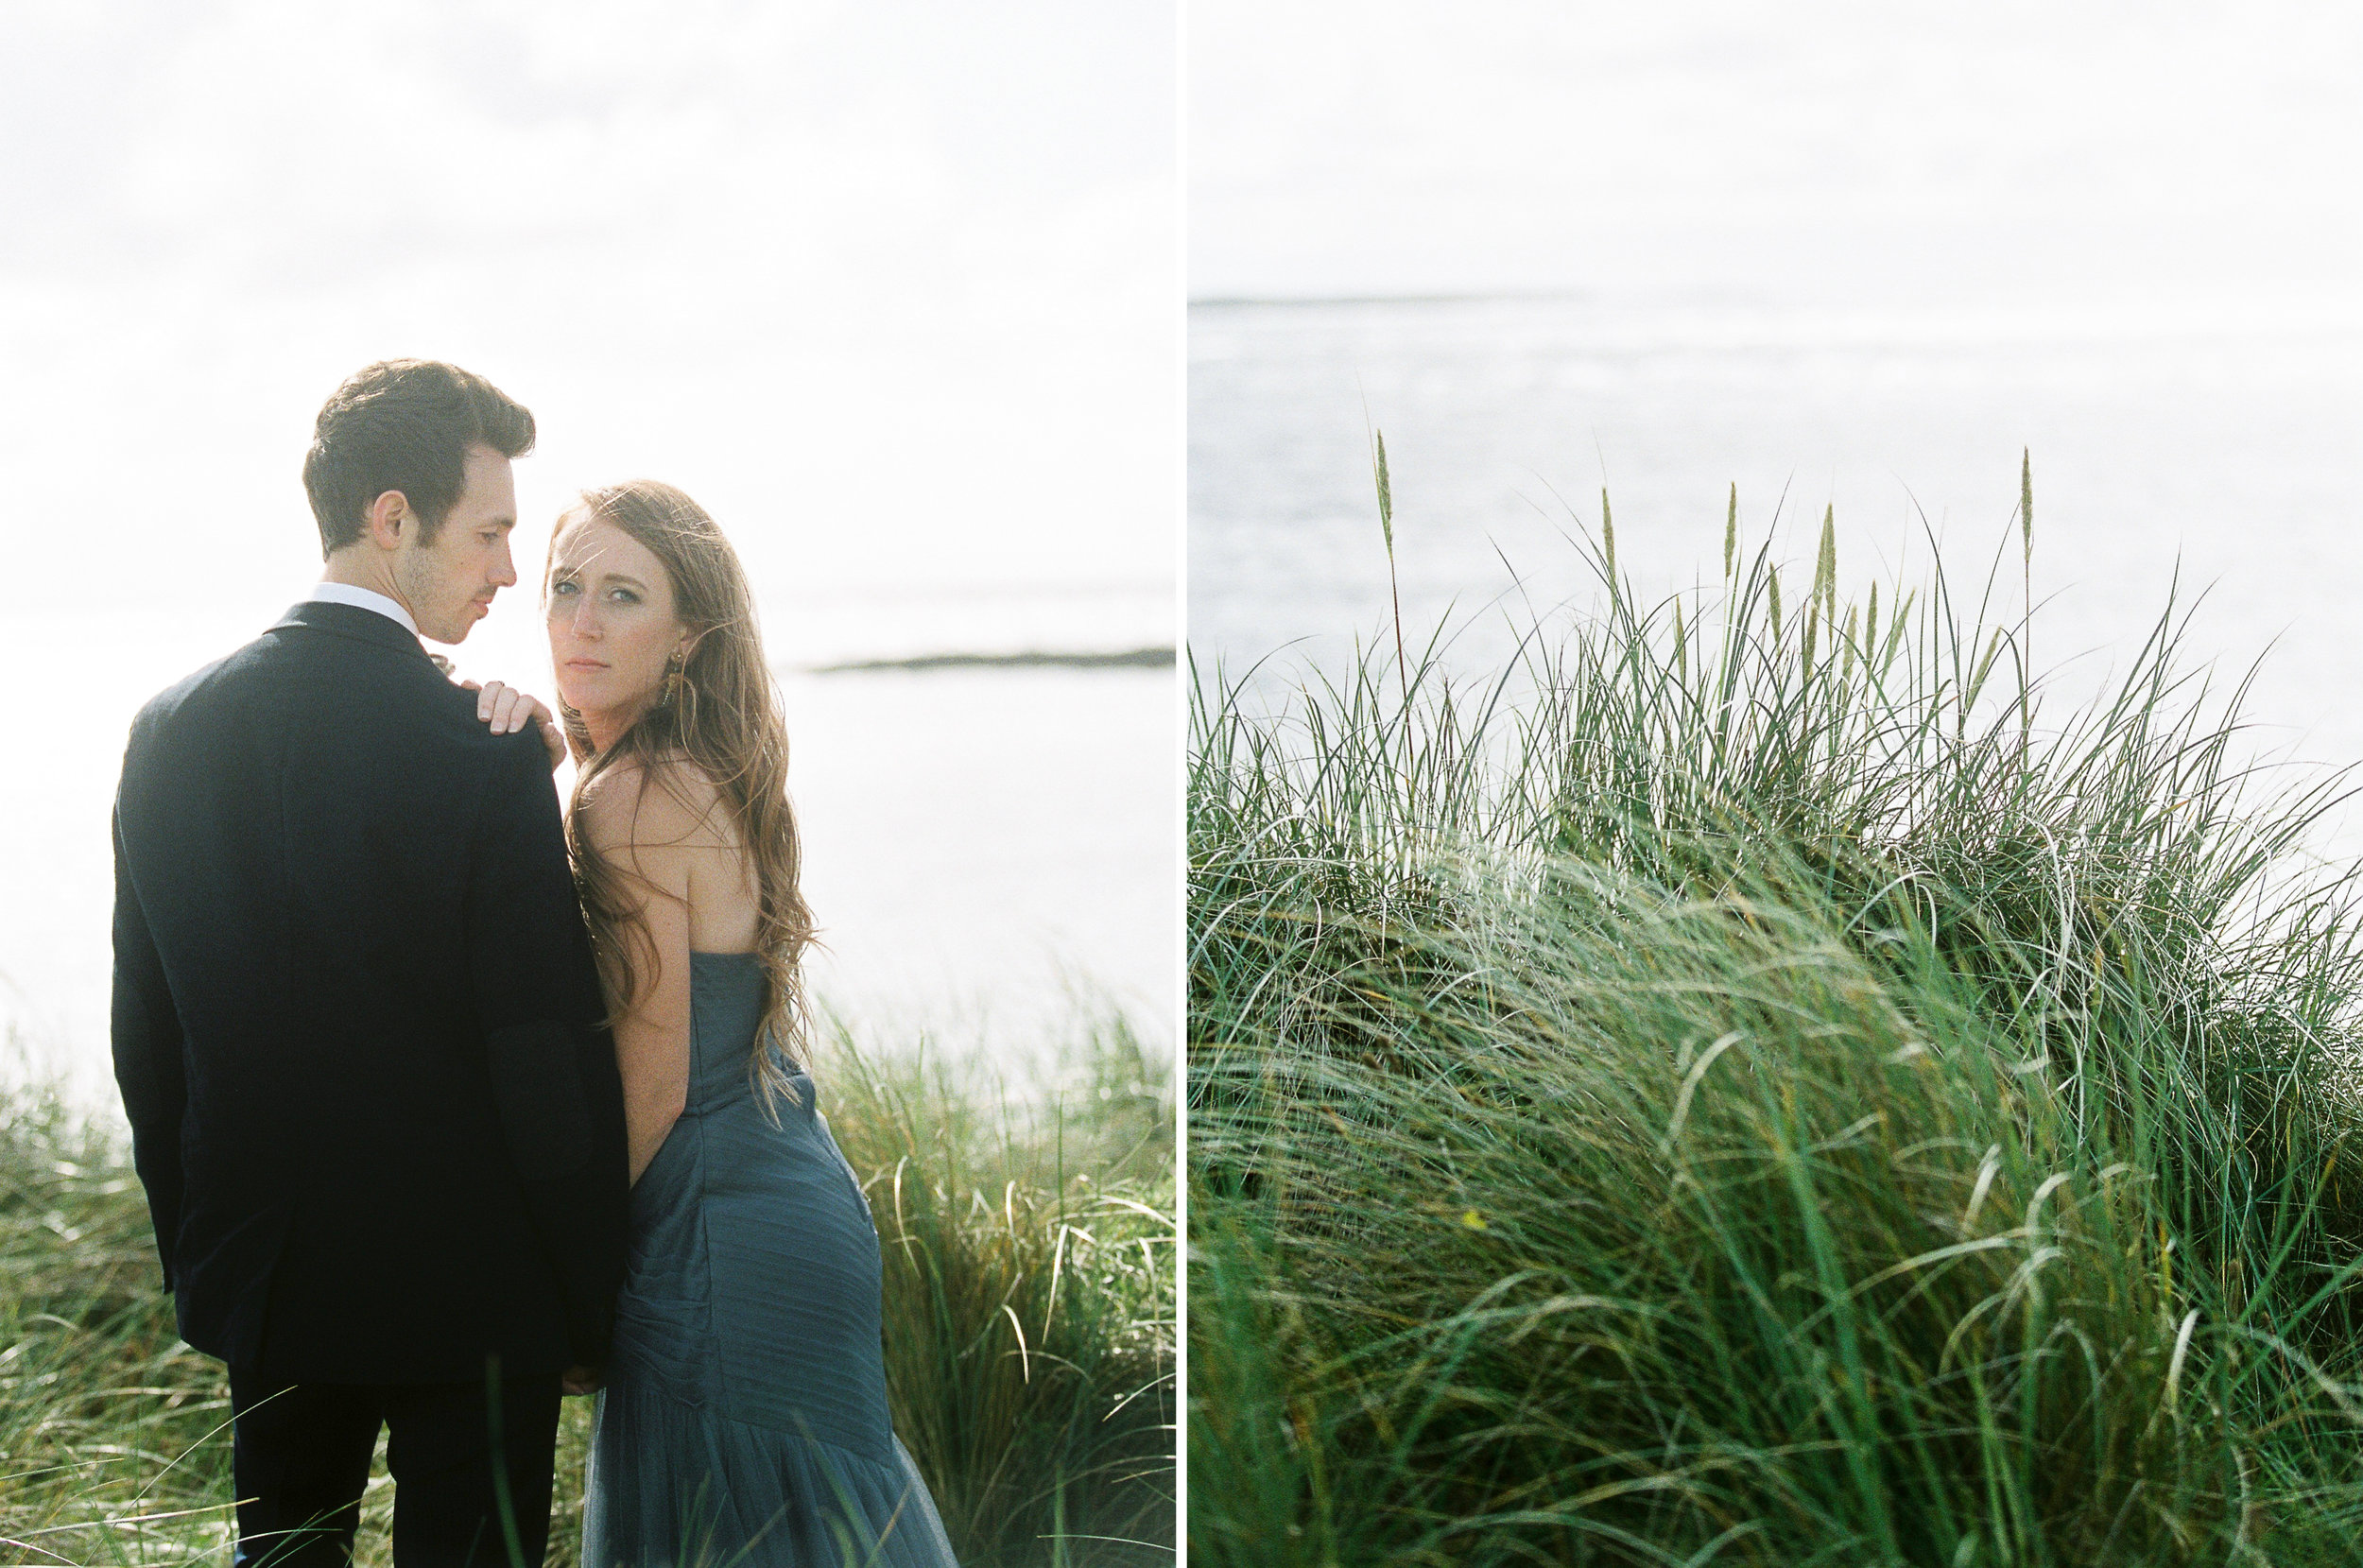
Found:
[110,598,630,1383]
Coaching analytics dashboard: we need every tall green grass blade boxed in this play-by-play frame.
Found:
[1189,461,2363,1567]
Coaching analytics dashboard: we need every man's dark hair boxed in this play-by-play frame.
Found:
[302,360,536,556]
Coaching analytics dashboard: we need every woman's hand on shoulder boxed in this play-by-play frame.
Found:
[458,679,566,772]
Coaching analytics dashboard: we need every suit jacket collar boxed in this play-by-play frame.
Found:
[270,598,439,665]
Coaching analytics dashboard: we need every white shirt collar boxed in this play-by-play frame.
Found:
[306,580,420,638]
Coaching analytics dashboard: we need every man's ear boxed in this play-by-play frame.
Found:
[363,489,411,550]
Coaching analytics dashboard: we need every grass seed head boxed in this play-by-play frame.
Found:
[1816,504,1837,622]
[2021,446,2034,566]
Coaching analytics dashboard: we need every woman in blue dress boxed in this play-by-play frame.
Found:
[481,478,958,1567]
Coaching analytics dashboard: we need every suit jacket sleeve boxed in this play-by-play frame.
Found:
[111,798,187,1292]
[465,734,631,1369]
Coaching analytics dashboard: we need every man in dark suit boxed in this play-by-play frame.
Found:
[110,359,630,1566]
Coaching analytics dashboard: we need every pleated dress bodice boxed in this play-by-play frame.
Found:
[583,951,958,1566]
[610,952,889,1456]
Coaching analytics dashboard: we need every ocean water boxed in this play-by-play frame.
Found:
[1191,295,2363,848]
[1,597,1176,1113]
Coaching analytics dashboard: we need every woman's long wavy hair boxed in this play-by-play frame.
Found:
[547,479,818,1115]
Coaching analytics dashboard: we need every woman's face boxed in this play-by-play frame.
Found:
[545,511,689,720]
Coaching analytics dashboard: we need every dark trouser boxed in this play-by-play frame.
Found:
[227,1363,562,1568]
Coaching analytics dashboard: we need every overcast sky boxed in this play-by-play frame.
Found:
[2,0,1178,658]
[1192,1,2363,315]
[0,1,1182,1093]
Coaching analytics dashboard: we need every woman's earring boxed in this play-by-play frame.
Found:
[661,649,686,709]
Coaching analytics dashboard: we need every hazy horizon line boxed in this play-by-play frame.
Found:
[800,646,1174,675]
[1190,288,1589,309]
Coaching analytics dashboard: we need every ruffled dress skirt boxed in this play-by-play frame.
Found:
[581,953,958,1567]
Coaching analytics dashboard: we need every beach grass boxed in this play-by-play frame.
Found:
[0,1011,1173,1567]
[1188,467,2363,1565]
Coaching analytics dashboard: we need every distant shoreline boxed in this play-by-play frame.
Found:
[1189,289,1588,310]
[803,646,1174,675]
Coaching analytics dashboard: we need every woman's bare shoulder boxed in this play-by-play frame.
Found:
[578,751,734,853]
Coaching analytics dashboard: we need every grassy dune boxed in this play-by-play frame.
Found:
[1189,468,2363,1565]
[0,1015,1173,1567]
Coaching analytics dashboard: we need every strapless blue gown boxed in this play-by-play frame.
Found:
[581,952,959,1567]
